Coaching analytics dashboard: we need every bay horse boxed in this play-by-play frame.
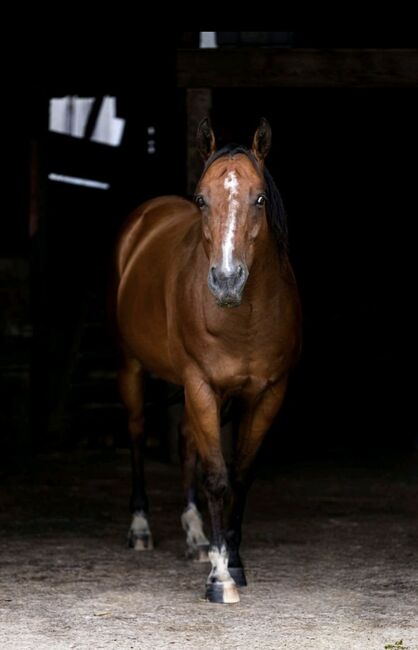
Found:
[112,118,301,604]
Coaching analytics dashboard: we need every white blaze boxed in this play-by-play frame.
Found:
[222,171,240,272]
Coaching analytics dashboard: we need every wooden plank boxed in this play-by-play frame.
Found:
[177,48,418,87]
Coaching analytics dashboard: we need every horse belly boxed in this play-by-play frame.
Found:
[117,281,178,383]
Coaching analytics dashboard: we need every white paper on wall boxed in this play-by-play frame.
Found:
[49,96,125,147]
[90,96,125,147]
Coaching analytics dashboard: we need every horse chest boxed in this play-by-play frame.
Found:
[197,332,285,396]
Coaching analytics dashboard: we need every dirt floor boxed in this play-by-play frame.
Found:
[0,448,417,650]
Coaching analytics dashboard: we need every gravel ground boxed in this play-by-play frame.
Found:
[0,449,417,650]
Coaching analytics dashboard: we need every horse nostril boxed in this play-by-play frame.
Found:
[237,265,243,278]
[210,267,218,286]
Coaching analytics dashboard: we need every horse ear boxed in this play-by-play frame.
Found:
[252,117,272,162]
[197,118,216,160]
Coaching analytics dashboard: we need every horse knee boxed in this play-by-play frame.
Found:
[203,467,229,499]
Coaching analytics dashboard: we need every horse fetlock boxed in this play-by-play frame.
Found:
[181,504,210,561]
[128,510,154,551]
[206,546,240,603]
[208,545,231,581]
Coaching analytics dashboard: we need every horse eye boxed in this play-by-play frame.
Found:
[256,195,266,207]
[195,195,206,209]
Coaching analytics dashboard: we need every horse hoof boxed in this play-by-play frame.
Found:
[228,566,247,587]
[187,544,210,562]
[127,533,154,551]
[205,581,240,604]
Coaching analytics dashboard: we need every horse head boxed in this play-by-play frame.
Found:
[195,118,273,308]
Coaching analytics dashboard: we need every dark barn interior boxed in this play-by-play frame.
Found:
[1,31,417,648]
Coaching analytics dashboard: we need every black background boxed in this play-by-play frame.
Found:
[1,30,416,466]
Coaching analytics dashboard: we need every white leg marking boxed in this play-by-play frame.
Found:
[131,511,151,535]
[222,171,240,273]
[129,510,153,550]
[207,545,240,603]
[181,503,210,549]
[208,545,233,583]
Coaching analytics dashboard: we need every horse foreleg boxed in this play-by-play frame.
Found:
[118,357,153,550]
[179,414,210,561]
[185,378,239,604]
[227,381,288,586]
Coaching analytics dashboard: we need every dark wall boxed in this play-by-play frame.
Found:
[211,86,416,455]
[1,33,187,459]
[293,30,418,47]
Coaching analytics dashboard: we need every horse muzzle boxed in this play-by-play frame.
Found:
[207,263,249,308]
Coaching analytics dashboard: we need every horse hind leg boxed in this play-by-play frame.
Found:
[118,357,153,551]
[179,415,210,562]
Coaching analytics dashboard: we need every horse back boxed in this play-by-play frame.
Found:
[115,196,197,279]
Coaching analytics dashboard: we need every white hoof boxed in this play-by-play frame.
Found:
[128,532,154,551]
[205,580,240,604]
[186,544,210,562]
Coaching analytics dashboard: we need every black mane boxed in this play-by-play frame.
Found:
[203,144,289,254]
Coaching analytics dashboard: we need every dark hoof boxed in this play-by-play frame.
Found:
[127,532,154,551]
[205,581,240,604]
[186,544,210,562]
[228,566,247,587]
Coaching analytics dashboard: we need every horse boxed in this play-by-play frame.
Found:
[111,117,301,604]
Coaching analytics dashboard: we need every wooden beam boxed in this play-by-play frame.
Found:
[177,48,418,88]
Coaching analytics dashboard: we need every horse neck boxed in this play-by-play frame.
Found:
[244,229,289,304]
